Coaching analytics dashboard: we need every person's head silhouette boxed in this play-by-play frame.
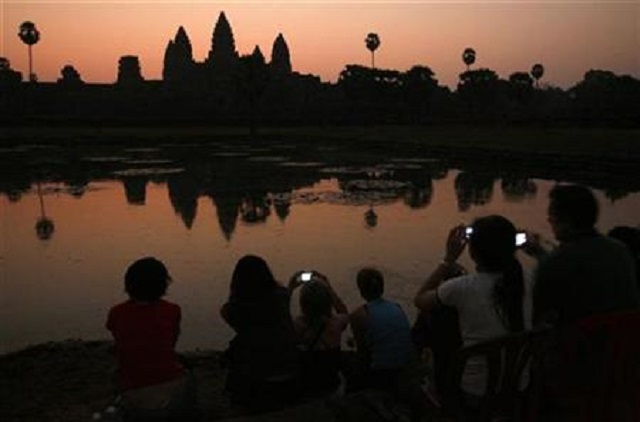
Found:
[230,254,277,301]
[547,184,598,241]
[356,267,384,302]
[124,257,171,302]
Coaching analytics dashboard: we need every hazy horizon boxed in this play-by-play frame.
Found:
[2,0,639,89]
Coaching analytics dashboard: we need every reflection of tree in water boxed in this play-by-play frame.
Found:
[61,157,90,198]
[167,172,199,229]
[454,171,495,212]
[240,194,271,224]
[404,176,434,209]
[501,177,537,202]
[365,206,378,228]
[272,192,292,222]
[122,176,148,205]
[604,188,630,203]
[35,182,54,240]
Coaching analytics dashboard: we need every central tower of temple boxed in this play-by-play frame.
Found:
[206,12,238,72]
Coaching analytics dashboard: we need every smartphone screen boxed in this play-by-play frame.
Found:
[300,272,313,282]
[465,226,473,238]
[515,232,527,247]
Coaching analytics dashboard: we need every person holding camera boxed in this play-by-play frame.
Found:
[289,271,349,396]
[414,215,532,400]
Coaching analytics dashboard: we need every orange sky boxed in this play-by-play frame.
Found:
[1,0,638,89]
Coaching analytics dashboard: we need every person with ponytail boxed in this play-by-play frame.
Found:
[414,215,532,398]
[289,271,349,396]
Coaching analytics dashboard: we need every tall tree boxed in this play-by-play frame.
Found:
[365,33,381,69]
[531,63,544,88]
[462,47,476,71]
[18,21,40,82]
[403,65,438,123]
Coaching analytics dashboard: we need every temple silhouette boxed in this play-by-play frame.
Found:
[1,11,639,126]
[163,13,292,89]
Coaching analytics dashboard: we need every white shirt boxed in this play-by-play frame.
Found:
[437,271,533,396]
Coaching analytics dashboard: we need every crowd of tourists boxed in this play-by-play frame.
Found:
[105,184,640,421]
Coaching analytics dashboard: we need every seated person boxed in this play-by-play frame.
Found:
[414,216,532,401]
[289,271,349,396]
[220,255,300,410]
[608,225,640,288]
[106,257,196,421]
[349,268,413,393]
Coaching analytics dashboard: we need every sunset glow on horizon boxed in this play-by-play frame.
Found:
[1,0,638,89]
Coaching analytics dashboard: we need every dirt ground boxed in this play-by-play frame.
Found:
[0,340,231,421]
[0,340,410,422]
[1,340,456,422]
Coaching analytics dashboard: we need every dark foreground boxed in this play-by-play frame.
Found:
[0,340,435,422]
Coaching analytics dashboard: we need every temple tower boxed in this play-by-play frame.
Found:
[207,12,238,71]
[252,45,265,65]
[163,26,194,82]
[270,33,291,76]
[117,56,144,86]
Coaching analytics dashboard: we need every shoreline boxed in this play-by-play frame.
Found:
[0,339,236,422]
[0,339,347,422]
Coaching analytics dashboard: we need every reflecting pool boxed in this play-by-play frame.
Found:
[1,139,638,354]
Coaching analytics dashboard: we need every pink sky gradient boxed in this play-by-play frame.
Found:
[1,1,638,89]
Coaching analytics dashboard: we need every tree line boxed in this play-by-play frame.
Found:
[1,23,638,127]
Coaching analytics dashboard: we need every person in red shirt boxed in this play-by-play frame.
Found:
[107,257,196,421]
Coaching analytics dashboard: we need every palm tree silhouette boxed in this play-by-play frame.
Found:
[365,33,380,69]
[531,63,544,88]
[462,47,476,71]
[35,182,54,240]
[18,21,40,82]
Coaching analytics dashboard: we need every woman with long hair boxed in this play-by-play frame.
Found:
[414,215,531,398]
[221,255,300,410]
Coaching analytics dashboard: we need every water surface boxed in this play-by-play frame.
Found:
[2,138,638,354]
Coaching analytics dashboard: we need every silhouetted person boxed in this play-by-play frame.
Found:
[414,216,531,402]
[527,185,640,421]
[289,271,349,397]
[608,225,640,288]
[106,257,196,421]
[532,185,640,326]
[220,255,300,411]
[349,268,413,393]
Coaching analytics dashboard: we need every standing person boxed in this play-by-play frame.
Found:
[414,215,531,400]
[349,267,413,393]
[289,271,349,397]
[532,184,640,326]
[220,255,300,411]
[106,257,196,421]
